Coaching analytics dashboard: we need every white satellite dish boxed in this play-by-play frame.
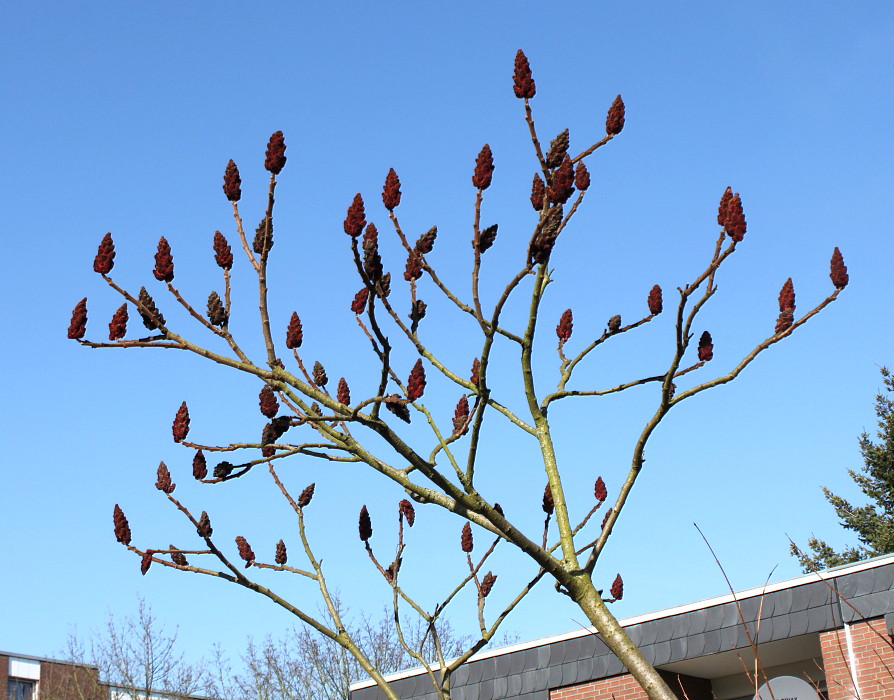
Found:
[754,675,820,700]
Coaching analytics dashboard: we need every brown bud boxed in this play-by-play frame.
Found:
[253,216,274,254]
[404,250,423,281]
[359,505,372,541]
[94,233,116,274]
[337,377,351,406]
[192,450,208,480]
[172,402,190,442]
[363,223,383,283]
[399,499,415,527]
[140,551,153,575]
[778,278,796,312]
[512,49,536,99]
[169,545,187,567]
[548,155,575,204]
[275,539,287,565]
[610,573,624,601]
[285,312,303,349]
[109,304,128,341]
[530,173,546,210]
[605,95,625,136]
[697,331,714,362]
[480,571,497,597]
[574,162,590,192]
[155,461,175,494]
[264,130,287,174]
[461,522,473,553]
[137,287,165,330]
[258,385,279,419]
[213,461,234,478]
[382,168,401,211]
[717,187,733,227]
[384,561,399,583]
[385,395,411,423]
[775,309,794,334]
[594,476,607,502]
[452,395,470,434]
[344,193,366,237]
[415,226,437,254]
[477,224,498,253]
[542,483,555,515]
[608,314,621,333]
[470,357,481,386]
[830,247,849,288]
[313,361,328,387]
[472,144,495,190]
[207,292,227,327]
[223,160,241,202]
[236,536,255,567]
[68,298,88,339]
[153,237,174,282]
[298,483,316,507]
[647,285,663,315]
[545,129,570,169]
[556,309,573,342]
[351,288,369,314]
[197,511,212,537]
[213,231,233,270]
[113,504,131,545]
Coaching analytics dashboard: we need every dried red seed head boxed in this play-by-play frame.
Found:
[155,461,175,494]
[382,168,401,211]
[399,499,415,527]
[337,377,351,406]
[169,545,187,567]
[608,314,622,333]
[137,287,165,330]
[197,511,213,537]
[313,361,328,387]
[113,504,131,545]
[461,522,473,553]
[409,299,427,325]
[404,250,423,281]
[480,571,497,597]
[68,298,88,339]
[542,483,554,515]
[359,505,372,541]
[610,573,624,601]
[172,402,190,442]
[298,483,315,507]
[213,231,233,270]
[830,247,849,289]
[344,194,366,237]
[775,309,794,334]
[477,224,498,253]
[259,385,279,419]
[109,304,128,341]
[547,155,575,205]
[574,162,591,192]
[721,192,746,242]
[264,130,287,175]
[140,551,153,575]
[193,450,208,480]
[213,461,234,478]
[605,95,625,136]
[648,285,663,315]
[94,233,116,274]
[362,223,383,282]
[153,237,174,282]
[470,357,481,386]
[351,288,369,314]
[472,144,495,190]
[275,539,287,565]
[594,476,607,502]
[207,292,227,327]
[717,187,733,227]
[545,129,570,169]
[385,394,411,423]
[452,395,470,434]
[601,508,613,529]
[285,312,303,349]
[235,536,255,567]
[698,331,714,362]
[253,216,274,255]
[407,360,426,402]
[223,160,241,202]
[512,50,535,99]
[778,278,796,312]
[556,309,573,342]
[415,226,437,254]
[530,173,546,211]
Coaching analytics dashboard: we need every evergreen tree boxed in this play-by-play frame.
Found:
[793,367,894,572]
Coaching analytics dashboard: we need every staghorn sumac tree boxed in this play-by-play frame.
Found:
[69,50,848,700]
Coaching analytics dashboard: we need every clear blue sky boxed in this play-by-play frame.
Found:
[2,0,893,671]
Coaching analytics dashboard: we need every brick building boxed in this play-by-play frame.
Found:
[350,555,894,700]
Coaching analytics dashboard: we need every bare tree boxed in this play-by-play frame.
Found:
[68,50,848,699]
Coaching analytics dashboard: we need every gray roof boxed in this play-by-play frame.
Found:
[350,555,894,700]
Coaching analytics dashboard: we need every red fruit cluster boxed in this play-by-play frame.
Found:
[275,539,288,565]
[68,298,88,339]
[461,522,473,553]
[385,394,411,423]
[298,483,316,507]
[452,395,470,434]
[153,237,174,282]
[313,361,328,387]
[610,573,624,601]
[344,194,366,237]
[337,377,351,406]
[223,160,241,202]
[192,450,207,480]
[137,287,165,330]
[172,402,190,442]
[480,571,497,598]
[472,144,494,190]
[608,314,622,333]
[285,312,303,349]
[359,505,372,541]
[470,357,481,386]
[351,288,369,314]
[141,551,153,575]
[382,169,401,211]
[169,546,187,567]
[155,462,175,494]
[545,129,570,169]
[113,504,131,545]
[363,224,383,283]
[530,174,545,211]
[213,231,233,270]
[477,224,498,253]
[697,331,714,362]
[264,131,287,175]
[399,499,415,527]
[407,358,425,401]
[648,285,663,315]
[404,250,423,281]
[214,461,234,478]
[574,162,590,192]
[415,226,437,254]
[259,385,279,418]
[409,299,427,325]
[830,247,849,288]
[94,233,115,274]
[197,511,212,537]
[512,50,535,99]
[235,536,255,567]
[556,309,573,342]
[605,95,625,136]
[206,292,227,327]
[775,278,796,333]
[109,304,128,341]
[594,476,607,503]
[542,483,554,515]
[547,156,575,204]
[718,187,746,242]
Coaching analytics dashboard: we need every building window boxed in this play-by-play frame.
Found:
[7,679,35,700]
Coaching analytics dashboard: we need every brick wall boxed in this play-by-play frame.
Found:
[1,654,8,695]
[551,671,712,700]
[821,618,894,700]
